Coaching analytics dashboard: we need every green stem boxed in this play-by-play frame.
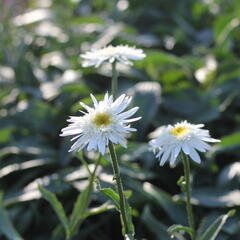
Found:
[182,153,196,240]
[111,61,118,98]
[108,142,130,236]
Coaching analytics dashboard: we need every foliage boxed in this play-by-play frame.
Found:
[0,0,240,239]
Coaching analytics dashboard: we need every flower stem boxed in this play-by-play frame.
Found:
[111,61,118,98]
[182,153,196,240]
[108,142,130,237]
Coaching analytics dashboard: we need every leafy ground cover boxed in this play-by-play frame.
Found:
[0,0,240,239]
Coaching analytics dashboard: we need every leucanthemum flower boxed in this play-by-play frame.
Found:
[60,93,141,155]
[149,121,220,166]
[80,45,146,67]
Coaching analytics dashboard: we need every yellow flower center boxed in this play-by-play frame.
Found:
[171,126,188,137]
[93,113,112,127]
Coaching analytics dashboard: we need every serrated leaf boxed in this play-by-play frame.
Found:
[0,193,24,240]
[199,210,235,240]
[38,185,70,237]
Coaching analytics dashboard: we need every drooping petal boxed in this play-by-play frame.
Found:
[182,142,190,155]
[188,147,201,163]
[159,148,171,166]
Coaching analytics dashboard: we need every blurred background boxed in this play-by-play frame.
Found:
[0,0,240,239]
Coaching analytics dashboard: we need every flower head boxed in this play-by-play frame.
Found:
[149,121,220,166]
[60,93,141,155]
[80,45,146,68]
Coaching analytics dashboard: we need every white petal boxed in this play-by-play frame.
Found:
[117,107,139,120]
[80,102,93,112]
[97,136,106,155]
[189,139,207,152]
[112,95,131,114]
[60,129,82,136]
[182,142,190,154]
[188,148,201,164]
[90,94,99,108]
[159,148,171,166]
[170,150,177,166]
[87,136,97,151]
[122,117,141,123]
[202,137,220,143]
[174,145,181,158]
[69,135,88,152]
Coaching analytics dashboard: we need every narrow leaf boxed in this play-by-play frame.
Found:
[100,188,135,234]
[141,205,172,240]
[38,185,70,236]
[0,193,24,240]
[69,182,93,235]
[168,224,193,237]
[143,182,187,224]
[199,210,235,240]
[100,188,120,210]
[84,201,114,217]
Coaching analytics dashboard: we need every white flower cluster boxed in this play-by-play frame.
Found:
[61,44,220,165]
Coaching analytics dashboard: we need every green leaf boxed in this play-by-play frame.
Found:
[143,182,187,225]
[141,205,172,240]
[191,188,240,207]
[38,185,70,237]
[85,202,114,218]
[69,182,93,236]
[219,132,240,148]
[100,188,135,234]
[0,127,13,143]
[199,210,235,240]
[100,188,120,210]
[124,194,135,234]
[217,162,240,186]
[168,224,193,237]
[0,193,24,240]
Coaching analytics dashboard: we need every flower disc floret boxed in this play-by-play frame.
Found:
[149,121,220,166]
[60,93,141,155]
[170,126,188,138]
[93,113,112,127]
[81,45,146,68]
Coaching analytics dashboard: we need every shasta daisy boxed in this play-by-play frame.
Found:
[60,93,141,155]
[81,45,146,67]
[149,121,220,166]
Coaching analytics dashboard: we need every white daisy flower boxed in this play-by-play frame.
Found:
[80,45,146,67]
[60,93,141,155]
[149,121,220,166]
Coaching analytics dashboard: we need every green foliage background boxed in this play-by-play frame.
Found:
[0,0,240,239]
